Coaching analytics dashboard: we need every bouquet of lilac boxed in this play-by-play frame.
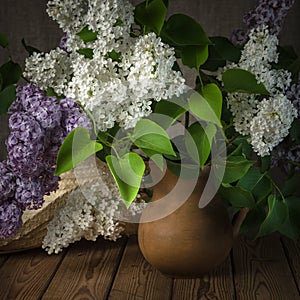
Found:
[0,0,299,252]
[0,83,91,239]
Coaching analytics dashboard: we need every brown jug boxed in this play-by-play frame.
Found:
[138,166,248,278]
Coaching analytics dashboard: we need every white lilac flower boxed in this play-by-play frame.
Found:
[218,25,296,155]
[249,95,298,156]
[66,33,185,131]
[226,93,258,135]
[47,0,89,34]
[24,48,73,96]
[42,167,145,254]
[47,0,134,55]
[26,1,185,132]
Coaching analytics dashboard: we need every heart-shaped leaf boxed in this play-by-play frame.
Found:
[55,126,103,175]
[219,185,256,209]
[185,122,216,167]
[106,153,145,207]
[0,84,16,115]
[0,61,22,88]
[132,119,175,156]
[162,14,211,46]
[181,45,208,69]
[237,168,272,202]
[202,83,222,120]
[189,91,222,127]
[135,0,167,35]
[222,68,269,94]
[257,195,288,237]
[222,156,255,184]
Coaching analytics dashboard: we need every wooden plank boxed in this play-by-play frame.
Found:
[108,235,172,300]
[232,235,299,300]
[281,237,300,291]
[172,256,235,300]
[0,248,65,300]
[0,253,9,267]
[42,237,127,300]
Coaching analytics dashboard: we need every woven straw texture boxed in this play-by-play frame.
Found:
[0,171,78,253]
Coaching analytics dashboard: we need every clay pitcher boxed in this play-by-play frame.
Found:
[138,166,247,278]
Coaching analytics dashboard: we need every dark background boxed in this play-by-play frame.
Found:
[1,0,299,160]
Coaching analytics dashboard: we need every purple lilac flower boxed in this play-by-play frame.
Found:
[0,200,23,239]
[272,144,300,173]
[286,74,300,116]
[0,161,16,202]
[1,83,91,239]
[15,177,45,210]
[59,33,69,52]
[6,112,45,176]
[60,98,92,134]
[232,0,295,44]
[9,84,43,114]
[23,96,62,130]
[8,112,44,142]
[42,169,60,195]
[11,84,62,130]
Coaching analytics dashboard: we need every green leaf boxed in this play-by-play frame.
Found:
[210,36,241,63]
[201,45,226,71]
[189,91,222,127]
[21,38,41,55]
[222,69,269,94]
[135,0,167,35]
[185,122,216,167]
[162,14,211,46]
[76,26,98,42]
[46,87,64,99]
[260,155,271,173]
[141,148,164,171]
[0,84,16,114]
[132,119,175,156]
[240,205,266,233]
[106,153,145,207]
[181,45,208,69]
[0,32,8,48]
[0,61,22,88]
[237,168,272,202]
[153,98,187,129]
[219,185,256,209]
[46,87,58,97]
[282,173,300,197]
[232,137,253,159]
[257,195,288,237]
[77,48,94,59]
[55,126,103,175]
[202,83,222,119]
[279,197,300,240]
[222,156,254,184]
[107,50,121,62]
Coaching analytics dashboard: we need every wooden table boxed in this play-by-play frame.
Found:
[0,235,299,300]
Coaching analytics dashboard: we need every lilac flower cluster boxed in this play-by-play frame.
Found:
[232,0,295,44]
[286,75,300,116]
[0,83,91,239]
[271,144,300,173]
[271,73,300,173]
